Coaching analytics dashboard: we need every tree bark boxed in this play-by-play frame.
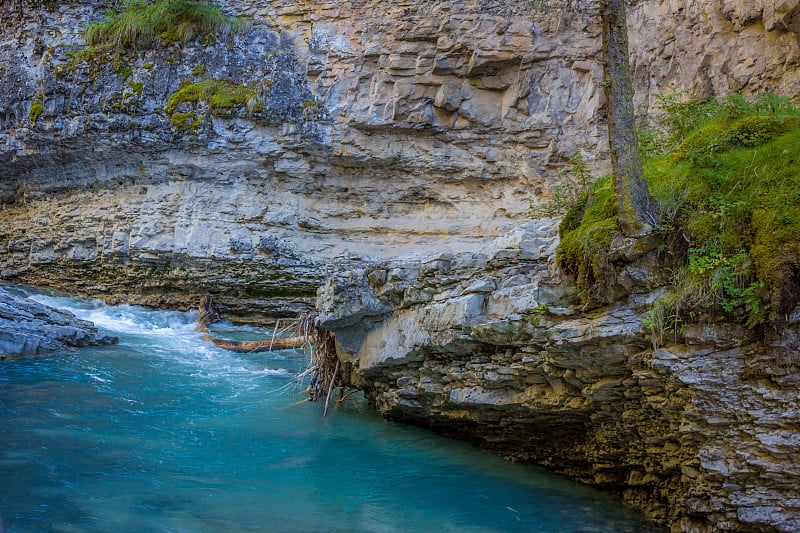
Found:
[599,0,658,236]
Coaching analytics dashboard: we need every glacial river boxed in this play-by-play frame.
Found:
[0,288,661,532]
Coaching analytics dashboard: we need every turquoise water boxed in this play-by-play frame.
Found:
[0,289,661,532]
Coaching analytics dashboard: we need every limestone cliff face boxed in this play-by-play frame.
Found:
[317,222,800,532]
[1,0,798,319]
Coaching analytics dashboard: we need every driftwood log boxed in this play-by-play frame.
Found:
[204,335,306,353]
[196,295,306,353]
[195,297,346,414]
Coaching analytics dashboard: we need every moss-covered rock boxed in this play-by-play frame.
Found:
[557,94,800,329]
[28,101,44,124]
[556,176,622,305]
[165,79,256,115]
[671,114,798,165]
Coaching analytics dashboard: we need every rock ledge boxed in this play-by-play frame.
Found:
[0,287,118,359]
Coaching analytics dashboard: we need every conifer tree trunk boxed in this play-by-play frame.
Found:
[599,0,657,236]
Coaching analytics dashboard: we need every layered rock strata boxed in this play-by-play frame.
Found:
[0,286,118,358]
[317,221,800,532]
[1,0,799,319]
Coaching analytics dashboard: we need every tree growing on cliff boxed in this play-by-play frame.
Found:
[535,0,659,236]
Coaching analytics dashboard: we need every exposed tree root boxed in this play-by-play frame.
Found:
[195,297,350,415]
[295,313,346,416]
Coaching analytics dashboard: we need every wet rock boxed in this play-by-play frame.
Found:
[0,287,118,359]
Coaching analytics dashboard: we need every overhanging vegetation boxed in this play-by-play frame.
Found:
[85,0,239,49]
[555,93,800,333]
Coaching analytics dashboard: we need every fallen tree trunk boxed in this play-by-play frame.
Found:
[202,334,306,353]
[196,295,307,353]
[195,298,348,413]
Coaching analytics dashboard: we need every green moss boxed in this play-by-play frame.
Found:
[651,95,800,328]
[58,45,109,78]
[668,119,800,326]
[128,80,144,96]
[169,111,203,132]
[29,101,44,124]
[556,176,620,304]
[671,115,798,165]
[165,79,257,115]
[191,63,206,76]
[115,61,133,79]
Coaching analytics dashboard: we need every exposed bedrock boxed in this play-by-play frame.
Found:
[0,286,118,358]
[1,0,799,319]
[317,221,800,532]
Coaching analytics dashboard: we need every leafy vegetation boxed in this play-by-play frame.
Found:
[84,0,236,49]
[553,93,800,332]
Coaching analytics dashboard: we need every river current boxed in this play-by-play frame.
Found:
[0,288,661,532]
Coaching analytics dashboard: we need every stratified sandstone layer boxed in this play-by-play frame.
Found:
[1,1,798,320]
[317,221,800,532]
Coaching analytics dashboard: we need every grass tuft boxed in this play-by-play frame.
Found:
[84,0,234,49]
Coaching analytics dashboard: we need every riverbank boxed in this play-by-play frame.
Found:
[0,285,117,358]
[317,220,800,532]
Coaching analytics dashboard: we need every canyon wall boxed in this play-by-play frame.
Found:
[2,1,799,529]
[317,221,800,532]
[1,0,798,319]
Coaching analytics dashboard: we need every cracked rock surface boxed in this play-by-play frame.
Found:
[0,286,117,359]
[318,221,800,532]
[2,0,798,320]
